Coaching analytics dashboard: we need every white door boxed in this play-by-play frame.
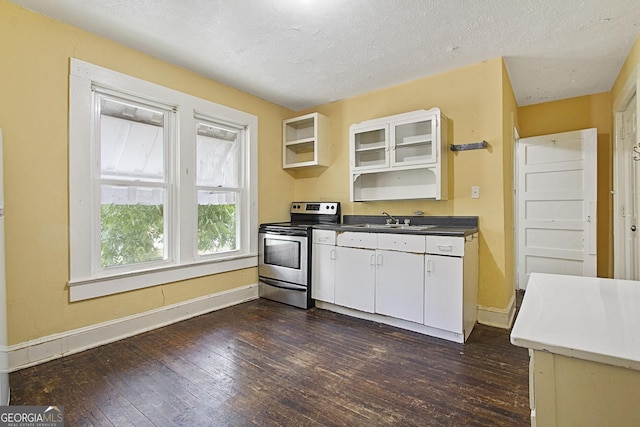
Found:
[617,95,639,280]
[311,243,335,303]
[334,246,376,313]
[424,254,463,334]
[516,129,597,289]
[375,250,424,324]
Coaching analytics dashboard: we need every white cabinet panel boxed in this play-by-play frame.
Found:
[375,250,424,323]
[334,246,375,313]
[377,233,426,253]
[426,235,465,256]
[313,229,336,245]
[336,231,377,249]
[312,243,335,303]
[424,254,463,334]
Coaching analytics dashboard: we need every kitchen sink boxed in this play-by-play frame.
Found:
[348,224,438,231]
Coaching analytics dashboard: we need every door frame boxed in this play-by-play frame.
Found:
[612,64,639,279]
[510,129,524,291]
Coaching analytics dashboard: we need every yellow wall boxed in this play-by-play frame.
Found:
[611,34,640,102]
[518,93,613,277]
[293,58,516,311]
[0,1,295,344]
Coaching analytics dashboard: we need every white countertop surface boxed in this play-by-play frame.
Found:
[510,273,640,371]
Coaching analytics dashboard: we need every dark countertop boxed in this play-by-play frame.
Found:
[314,215,479,237]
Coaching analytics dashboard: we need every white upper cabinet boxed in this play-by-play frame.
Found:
[282,112,330,169]
[352,123,389,170]
[349,108,448,201]
[391,115,437,167]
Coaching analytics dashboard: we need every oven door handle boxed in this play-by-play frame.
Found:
[260,278,307,292]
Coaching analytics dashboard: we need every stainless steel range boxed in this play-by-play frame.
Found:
[258,202,340,309]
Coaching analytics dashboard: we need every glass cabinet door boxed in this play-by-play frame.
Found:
[352,124,389,170]
[391,115,437,166]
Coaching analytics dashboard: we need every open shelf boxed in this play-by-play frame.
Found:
[285,139,315,151]
[283,112,330,170]
[352,168,439,201]
[284,117,315,142]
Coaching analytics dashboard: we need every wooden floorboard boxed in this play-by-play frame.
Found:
[9,297,530,426]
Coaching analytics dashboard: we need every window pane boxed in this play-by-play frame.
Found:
[196,122,238,187]
[100,97,165,182]
[100,185,166,268]
[197,191,237,255]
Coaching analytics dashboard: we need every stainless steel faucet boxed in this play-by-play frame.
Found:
[382,211,399,224]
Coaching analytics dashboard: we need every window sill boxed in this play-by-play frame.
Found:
[68,253,258,302]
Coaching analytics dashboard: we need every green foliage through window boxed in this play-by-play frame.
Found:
[101,203,237,267]
[198,203,236,254]
[101,204,165,267]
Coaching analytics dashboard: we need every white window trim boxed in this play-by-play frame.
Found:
[68,58,258,302]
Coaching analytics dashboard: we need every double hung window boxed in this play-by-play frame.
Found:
[69,59,258,301]
[97,91,172,268]
[195,118,241,256]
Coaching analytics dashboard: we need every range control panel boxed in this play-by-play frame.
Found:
[290,202,340,215]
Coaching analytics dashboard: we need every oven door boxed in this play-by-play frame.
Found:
[258,232,308,286]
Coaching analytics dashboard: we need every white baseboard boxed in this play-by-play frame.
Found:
[477,293,516,329]
[7,283,259,372]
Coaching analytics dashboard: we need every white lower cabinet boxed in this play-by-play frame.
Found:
[333,233,425,320]
[311,243,336,303]
[334,246,376,313]
[312,229,478,343]
[312,229,337,303]
[375,250,424,323]
[424,235,478,341]
[424,254,463,333]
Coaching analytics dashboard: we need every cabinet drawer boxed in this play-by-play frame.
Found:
[377,233,426,253]
[313,229,336,245]
[426,236,464,256]
[336,231,377,249]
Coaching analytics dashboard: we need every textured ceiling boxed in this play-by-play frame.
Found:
[9,0,640,110]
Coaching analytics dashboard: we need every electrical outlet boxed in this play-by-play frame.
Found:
[471,186,480,199]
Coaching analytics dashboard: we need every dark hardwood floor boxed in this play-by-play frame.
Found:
[10,297,530,426]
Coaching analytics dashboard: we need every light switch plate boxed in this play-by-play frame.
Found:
[471,186,480,199]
